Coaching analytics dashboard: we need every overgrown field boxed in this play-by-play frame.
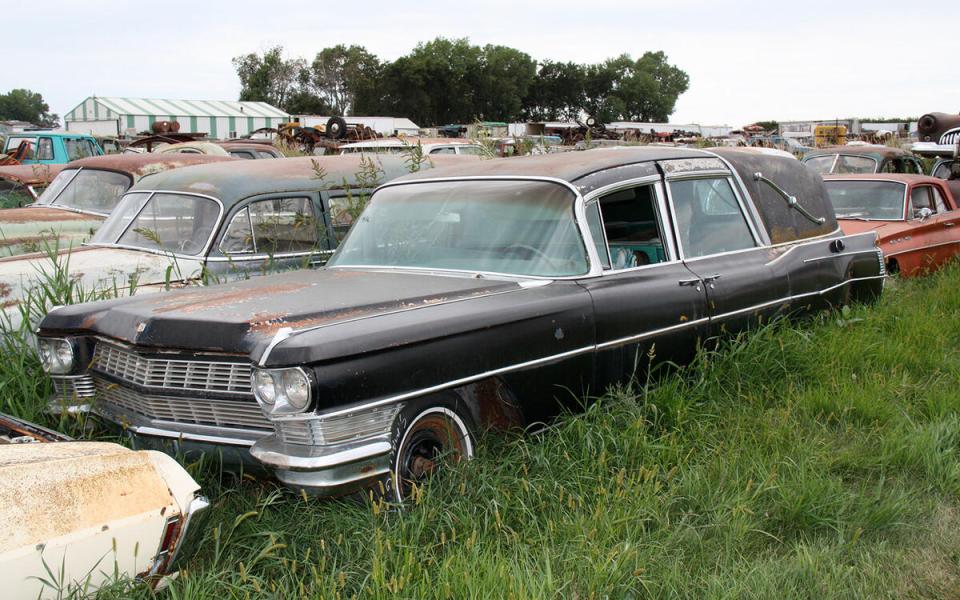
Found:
[4,264,960,599]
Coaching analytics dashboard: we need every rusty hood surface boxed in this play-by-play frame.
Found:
[39,267,528,357]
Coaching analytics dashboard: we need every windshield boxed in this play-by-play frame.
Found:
[804,154,878,174]
[824,180,905,220]
[90,192,220,255]
[35,169,131,215]
[4,137,36,157]
[328,180,589,277]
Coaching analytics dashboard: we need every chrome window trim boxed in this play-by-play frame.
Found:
[205,249,334,263]
[38,166,82,207]
[95,189,225,259]
[305,272,883,421]
[217,194,320,257]
[341,175,603,278]
[218,206,255,255]
[705,151,772,245]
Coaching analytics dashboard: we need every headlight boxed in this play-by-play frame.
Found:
[251,367,313,414]
[38,338,77,374]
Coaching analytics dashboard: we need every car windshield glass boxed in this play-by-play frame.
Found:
[803,156,835,174]
[90,192,220,255]
[835,155,878,174]
[36,169,131,215]
[824,181,905,220]
[64,139,96,161]
[4,137,35,153]
[328,180,589,277]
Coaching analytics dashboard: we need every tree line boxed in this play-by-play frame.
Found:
[0,89,59,128]
[233,38,690,127]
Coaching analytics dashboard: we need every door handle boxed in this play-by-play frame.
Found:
[678,278,701,287]
[945,223,956,227]
[701,273,722,283]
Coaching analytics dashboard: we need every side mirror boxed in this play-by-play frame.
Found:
[917,207,934,221]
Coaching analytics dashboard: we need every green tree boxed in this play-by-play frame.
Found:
[473,44,537,122]
[0,89,59,127]
[522,61,585,121]
[305,45,380,115]
[582,52,689,124]
[232,46,306,111]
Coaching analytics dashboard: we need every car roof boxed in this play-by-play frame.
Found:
[396,146,712,185]
[128,154,473,204]
[66,153,237,181]
[804,145,913,160]
[340,137,479,148]
[5,131,94,138]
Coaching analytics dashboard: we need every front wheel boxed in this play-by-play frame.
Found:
[389,399,475,501]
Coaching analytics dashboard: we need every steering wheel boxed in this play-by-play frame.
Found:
[504,244,562,270]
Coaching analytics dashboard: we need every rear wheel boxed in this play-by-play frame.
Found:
[389,400,474,501]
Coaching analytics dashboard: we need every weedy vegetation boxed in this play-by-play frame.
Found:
[4,245,960,598]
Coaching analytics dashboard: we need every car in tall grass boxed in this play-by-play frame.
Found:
[0,412,207,597]
[1,155,471,332]
[802,145,923,175]
[0,154,235,258]
[36,147,884,499]
[824,174,960,276]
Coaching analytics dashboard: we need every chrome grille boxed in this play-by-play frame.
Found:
[51,375,96,402]
[93,376,270,432]
[277,404,401,446]
[93,342,252,395]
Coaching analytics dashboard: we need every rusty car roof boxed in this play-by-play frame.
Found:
[804,145,914,159]
[396,146,711,184]
[0,164,65,186]
[822,174,945,185]
[128,154,476,202]
[65,153,237,181]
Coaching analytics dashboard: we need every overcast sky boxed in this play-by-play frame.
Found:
[3,0,958,126]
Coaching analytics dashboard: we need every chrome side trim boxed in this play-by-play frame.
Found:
[803,249,883,263]
[884,238,960,258]
[250,435,392,471]
[120,423,257,447]
[311,273,886,420]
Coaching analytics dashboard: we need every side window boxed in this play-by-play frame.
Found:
[906,160,922,175]
[584,202,611,269]
[595,184,666,269]
[429,147,456,155]
[670,178,757,259]
[36,138,54,161]
[837,156,878,174]
[65,139,94,161]
[933,162,953,179]
[457,145,484,156]
[229,150,255,159]
[931,187,948,213]
[221,197,319,255]
[220,207,254,253]
[909,186,935,217]
[256,150,277,159]
[327,193,362,242]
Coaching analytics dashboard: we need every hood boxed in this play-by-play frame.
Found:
[0,246,200,314]
[0,207,105,258]
[39,268,529,355]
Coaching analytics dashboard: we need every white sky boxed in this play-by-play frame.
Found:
[3,0,958,126]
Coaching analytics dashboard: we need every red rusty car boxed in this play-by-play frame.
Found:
[824,174,960,276]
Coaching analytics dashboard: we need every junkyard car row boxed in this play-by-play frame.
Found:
[3,121,960,596]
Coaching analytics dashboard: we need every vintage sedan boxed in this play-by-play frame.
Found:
[38,148,884,499]
[1,155,458,330]
[824,174,960,276]
[802,145,923,175]
[0,153,234,258]
[0,413,207,597]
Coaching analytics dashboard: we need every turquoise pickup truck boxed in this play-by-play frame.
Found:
[2,132,103,165]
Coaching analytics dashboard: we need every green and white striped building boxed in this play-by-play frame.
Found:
[64,96,291,139]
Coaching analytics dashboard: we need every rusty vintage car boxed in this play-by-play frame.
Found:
[1,155,470,330]
[0,153,235,258]
[824,174,960,276]
[0,163,65,207]
[802,144,923,175]
[36,148,885,499]
[0,413,207,597]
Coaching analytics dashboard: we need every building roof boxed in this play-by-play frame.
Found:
[66,96,289,120]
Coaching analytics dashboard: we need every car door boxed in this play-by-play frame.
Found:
[904,183,960,272]
[664,172,790,337]
[208,192,330,279]
[578,177,710,391]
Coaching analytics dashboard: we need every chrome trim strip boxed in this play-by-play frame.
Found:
[259,327,294,367]
[205,249,333,263]
[120,423,257,446]
[803,249,883,263]
[594,317,710,350]
[885,238,960,258]
[250,436,392,471]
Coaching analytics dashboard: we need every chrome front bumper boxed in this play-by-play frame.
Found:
[250,434,393,496]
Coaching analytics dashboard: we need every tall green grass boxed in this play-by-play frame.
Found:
[5,262,960,598]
